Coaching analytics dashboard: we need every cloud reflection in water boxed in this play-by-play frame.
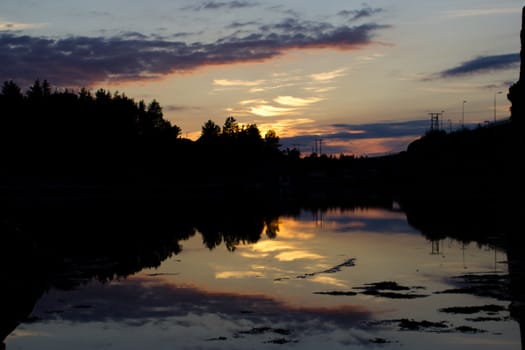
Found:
[15,276,374,349]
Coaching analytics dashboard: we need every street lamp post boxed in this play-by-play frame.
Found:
[462,100,467,128]
[493,91,502,122]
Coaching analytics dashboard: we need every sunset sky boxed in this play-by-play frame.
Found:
[1,1,522,155]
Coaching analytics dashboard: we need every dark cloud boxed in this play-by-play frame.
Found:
[480,80,515,90]
[280,120,428,156]
[205,1,257,9]
[259,17,334,34]
[328,120,428,140]
[164,104,201,112]
[183,1,258,11]
[0,19,388,87]
[120,31,150,40]
[436,53,519,78]
[338,6,383,21]
[169,31,204,39]
[226,21,259,29]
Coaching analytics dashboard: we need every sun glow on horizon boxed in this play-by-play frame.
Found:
[1,0,520,156]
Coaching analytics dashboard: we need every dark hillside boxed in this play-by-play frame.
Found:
[401,121,522,201]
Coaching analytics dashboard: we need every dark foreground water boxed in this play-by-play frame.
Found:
[4,206,522,349]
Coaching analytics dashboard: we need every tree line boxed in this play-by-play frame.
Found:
[0,80,287,191]
[0,80,182,175]
[0,79,428,201]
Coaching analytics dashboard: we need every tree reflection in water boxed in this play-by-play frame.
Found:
[1,195,523,349]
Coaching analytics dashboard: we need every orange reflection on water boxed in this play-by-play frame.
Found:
[215,271,262,279]
[274,250,324,261]
[249,240,295,253]
[309,275,349,288]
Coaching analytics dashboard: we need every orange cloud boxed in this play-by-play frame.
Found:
[257,118,315,137]
[249,105,297,117]
[213,79,265,87]
[274,96,324,107]
[309,68,347,82]
[239,98,268,105]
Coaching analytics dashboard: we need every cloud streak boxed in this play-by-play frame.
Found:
[249,104,297,117]
[444,7,519,18]
[0,17,388,87]
[310,68,347,82]
[184,1,258,11]
[0,19,46,31]
[435,53,520,78]
[274,96,324,107]
[338,6,383,21]
[279,120,429,156]
[214,79,265,87]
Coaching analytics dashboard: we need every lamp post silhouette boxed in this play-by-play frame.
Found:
[493,91,502,122]
[462,100,467,128]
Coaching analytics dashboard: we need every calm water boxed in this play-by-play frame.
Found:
[5,207,521,349]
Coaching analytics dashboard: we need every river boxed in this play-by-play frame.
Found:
[2,201,521,349]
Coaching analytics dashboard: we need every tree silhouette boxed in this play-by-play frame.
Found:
[264,129,280,149]
[26,79,49,100]
[199,119,221,142]
[222,116,239,137]
[1,81,23,99]
[144,99,170,132]
[0,79,184,178]
[240,123,263,144]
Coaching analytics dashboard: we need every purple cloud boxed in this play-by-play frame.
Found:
[0,19,388,87]
[436,53,519,78]
[279,120,429,156]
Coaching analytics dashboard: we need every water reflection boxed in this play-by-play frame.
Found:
[1,199,522,349]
